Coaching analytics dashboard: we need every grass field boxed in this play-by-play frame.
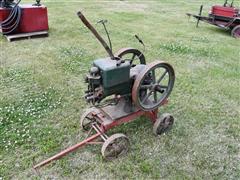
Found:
[1,0,240,179]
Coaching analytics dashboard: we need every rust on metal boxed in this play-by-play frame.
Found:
[101,133,130,160]
[34,107,162,169]
[77,11,115,59]
[33,131,102,169]
[34,12,176,169]
[132,61,175,111]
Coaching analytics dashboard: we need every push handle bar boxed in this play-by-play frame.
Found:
[77,11,115,60]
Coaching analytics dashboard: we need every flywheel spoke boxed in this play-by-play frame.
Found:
[131,53,137,61]
[152,69,156,83]
[160,85,168,89]
[153,91,157,103]
[142,91,152,103]
[157,70,168,84]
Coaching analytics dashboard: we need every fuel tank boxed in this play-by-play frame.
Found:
[0,4,49,34]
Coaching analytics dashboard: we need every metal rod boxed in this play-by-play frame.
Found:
[86,141,104,145]
[196,5,203,27]
[92,123,108,141]
[77,11,115,59]
[33,132,101,169]
[85,126,93,139]
[102,22,112,52]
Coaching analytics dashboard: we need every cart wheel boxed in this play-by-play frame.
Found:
[101,133,130,160]
[231,25,240,38]
[153,113,174,135]
[132,61,175,111]
[80,108,97,131]
[115,48,146,67]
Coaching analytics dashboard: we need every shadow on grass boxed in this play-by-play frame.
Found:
[206,26,231,37]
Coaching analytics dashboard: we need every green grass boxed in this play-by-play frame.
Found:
[1,0,240,179]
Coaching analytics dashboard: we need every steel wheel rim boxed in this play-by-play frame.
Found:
[80,108,97,131]
[153,113,174,135]
[101,133,129,160]
[157,115,174,134]
[232,25,240,38]
[234,28,240,38]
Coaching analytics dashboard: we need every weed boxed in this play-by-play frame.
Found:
[159,41,217,57]
[0,87,62,152]
[58,46,92,73]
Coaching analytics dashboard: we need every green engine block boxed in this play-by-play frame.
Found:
[85,58,134,103]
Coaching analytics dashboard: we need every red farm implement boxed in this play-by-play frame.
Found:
[187,0,240,38]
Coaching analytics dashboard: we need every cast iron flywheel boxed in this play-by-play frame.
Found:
[115,48,146,67]
[132,61,175,111]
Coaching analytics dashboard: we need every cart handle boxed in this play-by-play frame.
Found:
[33,131,101,169]
[77,11,115,60]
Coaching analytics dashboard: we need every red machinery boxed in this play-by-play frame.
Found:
[33,12,175,169]
[0,0,48,36]
[211,5,239,17]
[187,0,240,38]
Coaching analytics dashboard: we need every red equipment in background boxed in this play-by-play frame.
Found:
[187,0,240,38]
[211,5,239,18]
[0,5,48,34]
[0,0,49,40]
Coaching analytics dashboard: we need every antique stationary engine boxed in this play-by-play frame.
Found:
[34,12,176,169]
[80,11,175,111]
[85,56,175,111]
